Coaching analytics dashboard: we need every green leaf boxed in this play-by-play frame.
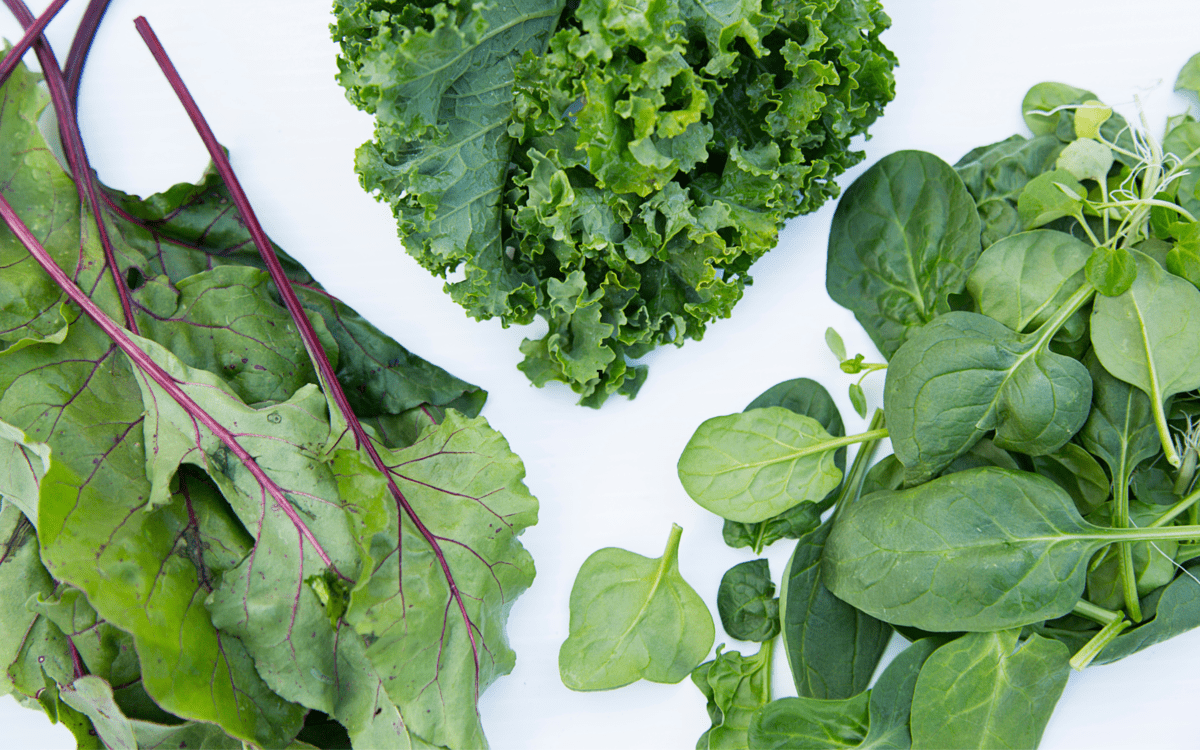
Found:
[857,638,940,750]
[954,134,1065,248]
[883,311,1092,483]
[1055,137,1113,183]
[693,642,773,750]
[1175,51,1200,98]
[825,328,848,361]
[1073,100,1113,141]
[1016,169,1087,229]
[827,150,982,358]
[1166,220,1200,287]
[0,503,54,698]
[848,384,867,419]
[58,677,137,750]
[910,630,1069,750]
[747,693,870,750]
[1091,251,1200,460]
[779,520,890,700]
[1022,82,1096,137]
[717,560,780,642]
[1030,443,1112,514]
[723,379,847,550]
[679,407,846,523]
[966,229,1091,333]
[822,467,1109,632]
[1094,561,1200,664]
[1078,352,1161,493]
[1162,122,1200,221]
[1086,245,1138,296]
[0,418,49,525]
[560,524,714,691]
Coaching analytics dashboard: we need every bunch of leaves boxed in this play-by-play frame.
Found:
[671,51,1200,749]
[0,4,538,749]
[331,0,897,406]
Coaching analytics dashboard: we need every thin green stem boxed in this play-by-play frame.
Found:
[1069,615,1131,671]
[1073,208,1104,248]
[1100,176,1111,245]
[1073,599,1123,625]
[1149,485,1200,529]
[1089,198,1195,223]
[832,410,887,522]
[1111,473,1143,621]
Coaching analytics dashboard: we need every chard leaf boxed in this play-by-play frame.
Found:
[779,520,890,700]
[678,407,845,523]
[822,467,1108,632]
[883,311,1092,482]
[692,643,773,750]
[560,524,714,691]
[827,150,982,358]
[0,418,49,525]
[910,630,1069,750]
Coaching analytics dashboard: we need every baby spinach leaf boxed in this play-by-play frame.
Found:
[1055,137,1114,183]
[884,311,1092,482]
[1022,82,1096,136]
[1016,169,1087,229]
[954,134,1065,247]
[1094,562,1200,664]
[1086,500,1179,611]
[678,407,849,524]
[1165,220,1200,287]
[747,693,870,750]
[1091,251,1200,464]
[910,630,1069,750]
[1078,352,1161,493]
[855,638,940,750]
[560,524,714,691]
[822,467,1109,632]
[1031,443,1111,514]
[780,521,891,700]
[717,560,780,642]
[827,150,981,358]
[1164,122,1200,220]
[692,642,773,750]
[1085,244,1138,296]
[723,379,847,551]
[965,229,1091,333]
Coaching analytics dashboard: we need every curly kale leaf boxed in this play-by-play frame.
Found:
[334,0,896,406]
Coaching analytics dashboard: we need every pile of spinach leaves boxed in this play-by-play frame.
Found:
[332,0,897,406]
[0,4,536,749]
[670,52,1200,748]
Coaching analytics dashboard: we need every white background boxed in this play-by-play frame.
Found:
[3,1,1200,748]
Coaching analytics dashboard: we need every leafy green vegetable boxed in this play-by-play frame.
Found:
[717,560,781,643]
[693,643,773,750]
[333,0,897,406]
[0,24,536,748]
[883,309,1093,482]
[748,693,870,750]
[560,524,714,691]
[910,630,1069,750]
[779,521,890,700]
[826,150,982,358]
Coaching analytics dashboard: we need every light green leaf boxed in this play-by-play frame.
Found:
[966,229,1091,333]
[1022,82,1096,136]
[59,677,137,750]
[1017,169,1087,229]
[1055,137,1113,182]
[560,524,714,691]
[0,418,49,525]
[1086,245,1138,296]
[679,407,845,523]
[693,642,773,750]
[910,630,1069,750]
[747,693,869,750]
[1074,100,1113,140]
[1175,51,1200,98]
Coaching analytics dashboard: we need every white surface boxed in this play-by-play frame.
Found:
[3,1,1200,748]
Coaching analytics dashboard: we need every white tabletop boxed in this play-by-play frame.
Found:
[3,1,1200,748]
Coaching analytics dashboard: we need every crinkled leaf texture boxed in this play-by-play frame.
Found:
[334,0,897,405]
[0,58,534,749]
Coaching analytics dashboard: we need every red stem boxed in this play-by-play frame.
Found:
[0,192,345,578]
[63,0,112,105]
[3,0,139,334]
[132,16,483,694]
[0,0,69,89]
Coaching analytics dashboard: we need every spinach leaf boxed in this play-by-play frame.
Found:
[747,693,870,750]
[1177,52,1200,97]
[560,525,714,691]
[856,638,940,750]
[884,310,1092,482]
[1091,251,1200,465]
[717,560,780,642]
[693,643,773,750]
[965,229,1091,334]
[822,467,1108,631]
[1031,443,1111,514]
[779,521,891,700]
[1163,122,1200,219]
[723,379,847,551]
[1016,169,1088,229]
[678,407,856,523]
[910,630,1069,750]
[1095,562,1200,664]
[827,150,982,358]
[954,134,1065,247]
[1078,351,1161,495]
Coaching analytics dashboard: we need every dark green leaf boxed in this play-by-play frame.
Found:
[780,521,890,700]
[1095,562,1200,664]
[717,560,780,643]
[827,150,982,358]
[966,230,1091,333]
